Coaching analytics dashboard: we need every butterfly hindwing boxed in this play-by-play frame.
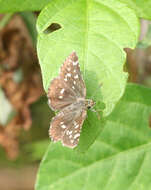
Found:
[49,104,87,148]
[62,109,87,148]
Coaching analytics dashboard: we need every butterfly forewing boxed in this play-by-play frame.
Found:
[48,52,86,111]
[60,52,86,98]
[48,77,76,111]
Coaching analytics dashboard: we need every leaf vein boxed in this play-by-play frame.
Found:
[49,142,151,188]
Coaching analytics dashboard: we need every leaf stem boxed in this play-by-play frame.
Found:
[0,13,14,30]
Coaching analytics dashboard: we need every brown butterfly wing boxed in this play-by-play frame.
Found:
[48,51,86,111]
[49,103,87,148]
[62,108,87,148]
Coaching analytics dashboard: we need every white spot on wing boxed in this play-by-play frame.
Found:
[48,99,51,105]
[73,81,76,85]
[72,86,75,89]
[69,135,72,138]
[68,59,72,64]
[75,124,79,129]
[60,89,65,94]
[59,96,63,99]
[61,125,66,129]
[74,74,78,79]
[73,121,77,126]
[67,73,71,77]
[74,133,80,139]
[73,61,78,65]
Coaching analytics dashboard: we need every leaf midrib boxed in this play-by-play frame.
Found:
[83,0,89,79]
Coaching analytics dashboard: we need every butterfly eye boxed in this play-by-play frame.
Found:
[87,106,91,109]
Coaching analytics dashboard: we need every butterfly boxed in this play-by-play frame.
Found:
[47,51,95,148]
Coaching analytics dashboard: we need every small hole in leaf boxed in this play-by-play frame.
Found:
[44,23,61,34]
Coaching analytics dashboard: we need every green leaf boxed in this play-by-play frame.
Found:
[0,0,51,13]
[35,83,151,190]
[37,0,139,151]
[24,140,49,161]
[20,12,37,46]
[120,0,151,20]
[0,13,13,30]
[1,0,151,21]
[37,0,139,113]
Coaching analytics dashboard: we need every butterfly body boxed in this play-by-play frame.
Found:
[48,52,95,148]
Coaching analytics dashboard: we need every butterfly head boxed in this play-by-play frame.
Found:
[85,99,95,109]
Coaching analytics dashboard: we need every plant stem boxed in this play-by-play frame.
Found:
[0,13,14,30]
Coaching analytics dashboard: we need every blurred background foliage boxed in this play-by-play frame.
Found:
[0,12,51,190]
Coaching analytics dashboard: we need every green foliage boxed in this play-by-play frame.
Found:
[20,12,37,46]
[24,140,49,161]
[36,0,139,150]
[120,0,151,20]
[35,83,151,190]
[0,0,151,20]
[0,0,51,13]
[37,0,139,117]
[0,13,13,29]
